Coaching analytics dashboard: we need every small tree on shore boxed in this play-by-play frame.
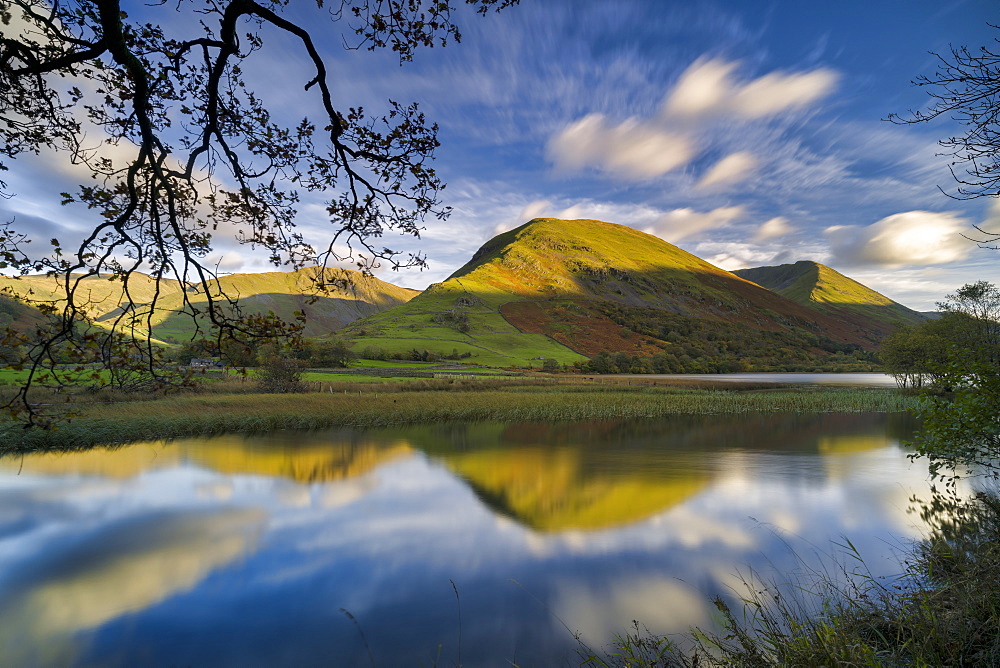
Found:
[899,282,1000,482]
[309,339,356,368]
[880,326,949,388]
[256,342,305,393]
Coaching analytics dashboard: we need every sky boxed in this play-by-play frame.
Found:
[3,0,999,310]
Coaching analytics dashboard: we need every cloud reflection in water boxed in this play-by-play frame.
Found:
[0,412,955,665]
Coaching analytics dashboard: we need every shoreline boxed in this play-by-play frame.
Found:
[1,383,918,453]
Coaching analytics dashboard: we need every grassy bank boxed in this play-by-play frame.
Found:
[0,381,918,452]
[584,489,1000,667]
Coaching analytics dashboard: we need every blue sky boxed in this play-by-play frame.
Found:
[3,0,998,310]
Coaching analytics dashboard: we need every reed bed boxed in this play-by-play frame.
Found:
[0,385,918,452]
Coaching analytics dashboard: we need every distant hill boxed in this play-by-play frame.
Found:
[152,267,419,340]
[0,224,922,370]
[0,267,417,342]
[733,261,926,343]
[343,218,901,369]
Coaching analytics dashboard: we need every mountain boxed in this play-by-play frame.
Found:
[0,267,418,342]
[733,261,926,343]
[343,218,901,369]
[0,435,413,484]
[0,221,919,370]
[0,292,49,332]
[152,267,419,340]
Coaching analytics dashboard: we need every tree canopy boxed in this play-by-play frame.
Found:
[0,0,516,421]
[882,282,1000,482]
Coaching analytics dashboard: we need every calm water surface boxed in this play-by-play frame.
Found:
[0,412,937,666]
[614,372,899,386]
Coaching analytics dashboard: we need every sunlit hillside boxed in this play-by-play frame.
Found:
[440,446,709,531]
[152,267,419,340]
[342,218,902,368]
[733,260,926,344]
[0,267,418,342]
[0,436,414,484]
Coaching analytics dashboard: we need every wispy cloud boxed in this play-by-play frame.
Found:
[662,58,838,119]
[646,206,745,243]
[697,151,757,189]
[545,56,838,187]
[547,114,694,179]
[754,216,795,241]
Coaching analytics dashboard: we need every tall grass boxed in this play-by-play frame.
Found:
[0,384,917,452]
[582,490,1000,667]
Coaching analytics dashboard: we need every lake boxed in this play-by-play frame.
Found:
[606,372,900,386]
[0,411,939,666]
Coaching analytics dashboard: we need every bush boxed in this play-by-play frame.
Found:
[309,338,356,368]
[256,344,306,393]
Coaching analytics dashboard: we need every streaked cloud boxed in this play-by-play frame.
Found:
[754,216,795,241]
[203,251,246,273]
[646,206,745,243]
[697,151,757,188]
[697,242,801,272]
[730,66,839,117]
[546,56,837,186]
[978,197,1000,240]
[517,200,555,226]
[663,57,839,119]
[825,211,973,267]
[663,58,736,117]
[546,114,694,179]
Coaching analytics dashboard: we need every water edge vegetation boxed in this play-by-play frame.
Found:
[0,378,916,452]
[582,489,1000,667]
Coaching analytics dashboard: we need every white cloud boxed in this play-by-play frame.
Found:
[495,200,600,235]
[663,57,839,119]
[546,113,694,179]
[697,151,757,188]
[662,58,737,117]
[825,211,974,267]
[695,241,802,272]
[754,216,794,241]
[645,206,744,243]
[546,56,838,184]
[731,68,839,117]
[981,198,1000,237]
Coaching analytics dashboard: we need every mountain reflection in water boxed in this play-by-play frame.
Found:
[0,412,934,666]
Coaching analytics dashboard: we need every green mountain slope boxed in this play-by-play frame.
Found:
[0,267,417,342]
[343,218,890,368]
[733,261,926,342]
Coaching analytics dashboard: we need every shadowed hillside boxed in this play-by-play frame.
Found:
[343,218,900,368]
[0,292,49,332]
[733,261,926,344]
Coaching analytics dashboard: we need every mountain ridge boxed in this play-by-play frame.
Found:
[733,260,926,343]
[0,266,418,341]
[343,218,911,368]
[0,220,920,371]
